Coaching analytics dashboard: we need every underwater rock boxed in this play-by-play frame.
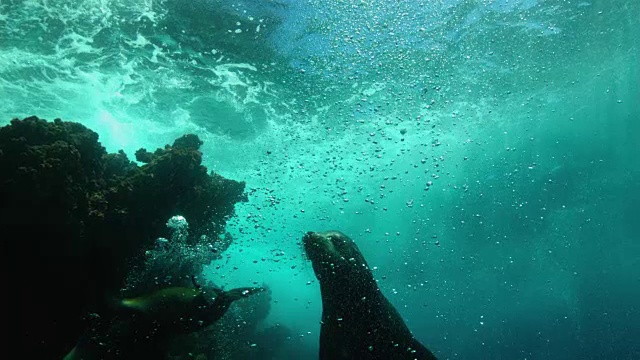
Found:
[0,116,247,358]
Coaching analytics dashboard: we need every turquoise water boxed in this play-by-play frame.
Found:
[1,0,638,359]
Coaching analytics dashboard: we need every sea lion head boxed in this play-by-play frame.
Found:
[303,230,370,281]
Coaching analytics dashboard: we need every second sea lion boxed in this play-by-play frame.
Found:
[64,280,264,359]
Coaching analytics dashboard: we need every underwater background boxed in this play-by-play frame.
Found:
[1,0,638,359]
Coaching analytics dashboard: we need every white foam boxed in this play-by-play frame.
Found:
[125,33,152,48]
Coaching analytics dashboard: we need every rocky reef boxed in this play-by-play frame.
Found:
[0,116,247,358]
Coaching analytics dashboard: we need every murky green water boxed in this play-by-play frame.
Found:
[1,0,638,358]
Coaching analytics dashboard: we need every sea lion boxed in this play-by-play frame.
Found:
[303,230,438,360]
[64,280,265,359]
[116,284,264,333]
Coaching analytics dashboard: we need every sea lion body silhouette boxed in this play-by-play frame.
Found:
[303,230,438,360]
[117,285,262,333]
[64,284,264,359]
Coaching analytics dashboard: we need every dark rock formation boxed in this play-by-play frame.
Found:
[0,116,247,358]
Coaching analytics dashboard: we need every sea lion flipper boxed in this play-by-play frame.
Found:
[191,274,202,290]
[222,286,265,301]
[204,287,266,325]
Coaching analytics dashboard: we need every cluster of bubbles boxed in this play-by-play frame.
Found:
[123,215,225,294]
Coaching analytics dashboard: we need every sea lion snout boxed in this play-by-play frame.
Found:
[303,231,339,264]
[303,231,329,247]
[302,231,314,248]
[303,231,322,254]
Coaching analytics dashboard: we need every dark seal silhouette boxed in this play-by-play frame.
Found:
[303,230,438,360]
[64,280,264,359]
